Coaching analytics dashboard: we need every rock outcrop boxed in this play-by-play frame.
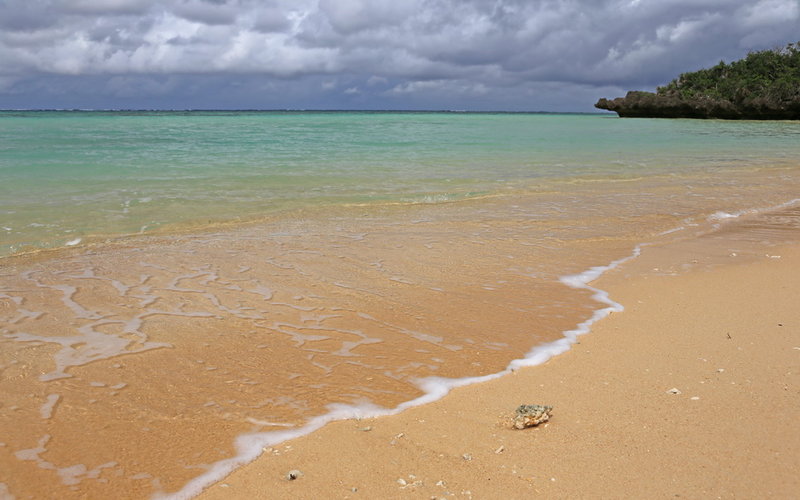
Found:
[595,91,800,119]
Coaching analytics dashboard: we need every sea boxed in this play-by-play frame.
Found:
[1,111,800,499]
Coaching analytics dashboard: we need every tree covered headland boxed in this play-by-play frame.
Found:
[595,42,800,119]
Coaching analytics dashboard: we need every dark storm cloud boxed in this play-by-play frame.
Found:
[172,0,239,26]
[0,0,798,110]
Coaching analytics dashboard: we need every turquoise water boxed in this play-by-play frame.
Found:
[3,111,800,255]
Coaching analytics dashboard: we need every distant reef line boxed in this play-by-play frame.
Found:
[596,42,800,120]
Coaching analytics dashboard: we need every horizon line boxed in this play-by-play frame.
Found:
[0,108,611,115]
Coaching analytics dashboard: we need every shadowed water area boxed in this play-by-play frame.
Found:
[1,112,800,498]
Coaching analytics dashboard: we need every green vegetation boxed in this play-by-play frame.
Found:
[596,41,800,119]
[656,42,800,105]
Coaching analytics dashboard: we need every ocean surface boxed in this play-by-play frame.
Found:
[4,111,800,257]
[1,111,800,499]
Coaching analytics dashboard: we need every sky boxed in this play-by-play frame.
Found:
[0,0,798,111]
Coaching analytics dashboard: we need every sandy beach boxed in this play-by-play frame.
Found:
[197,237,800,499]
[3,112,800,500]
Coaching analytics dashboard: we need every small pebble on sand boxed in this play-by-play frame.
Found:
[286,470,303,481]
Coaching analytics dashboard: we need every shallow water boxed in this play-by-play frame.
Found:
[3,111,799,255]
[1,112,800,498]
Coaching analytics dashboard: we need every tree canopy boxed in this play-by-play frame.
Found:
[656,42,800,105]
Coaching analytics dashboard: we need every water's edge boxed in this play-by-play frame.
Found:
[162,194,800,499]
[158,245,640,500]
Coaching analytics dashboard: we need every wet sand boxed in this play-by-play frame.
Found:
[198,238,800,499]
[2,177,800,499]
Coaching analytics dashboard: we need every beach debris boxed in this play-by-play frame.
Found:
[358,426,372,432]
[397,476,423,489]
[690,396,700,400]
[666,388,681,395]
[461,453,473,461]
[511,404,553,430]
[286,469,304,481]
[494,445,505,454]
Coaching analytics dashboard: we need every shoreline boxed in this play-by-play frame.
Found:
[2,195,798,499]
[195,236,800,499]
[160,245,643,500]
[4,155,799,262]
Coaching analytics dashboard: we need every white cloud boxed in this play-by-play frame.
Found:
[737,0,800,27]
[0,0,797,110]
[317,0,418,34]
[656,14,718,44]
[389,79,488,96]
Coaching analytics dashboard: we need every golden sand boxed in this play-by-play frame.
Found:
[199,232,800,500]
[1,170,799,498]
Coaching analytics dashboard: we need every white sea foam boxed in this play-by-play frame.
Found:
[656,226,685,236]
[509,245,641,371]
[14,434,118,486]
[156,245,643,500]
[708,198,800,222]
[709,211,740,221]
[39,394,61,420]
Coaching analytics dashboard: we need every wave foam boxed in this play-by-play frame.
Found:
[708,198,800,222]
[158,246,643,500]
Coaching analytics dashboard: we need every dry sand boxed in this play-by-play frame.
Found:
[198,240,800,499]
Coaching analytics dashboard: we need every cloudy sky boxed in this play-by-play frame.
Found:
[0,0,798,111]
